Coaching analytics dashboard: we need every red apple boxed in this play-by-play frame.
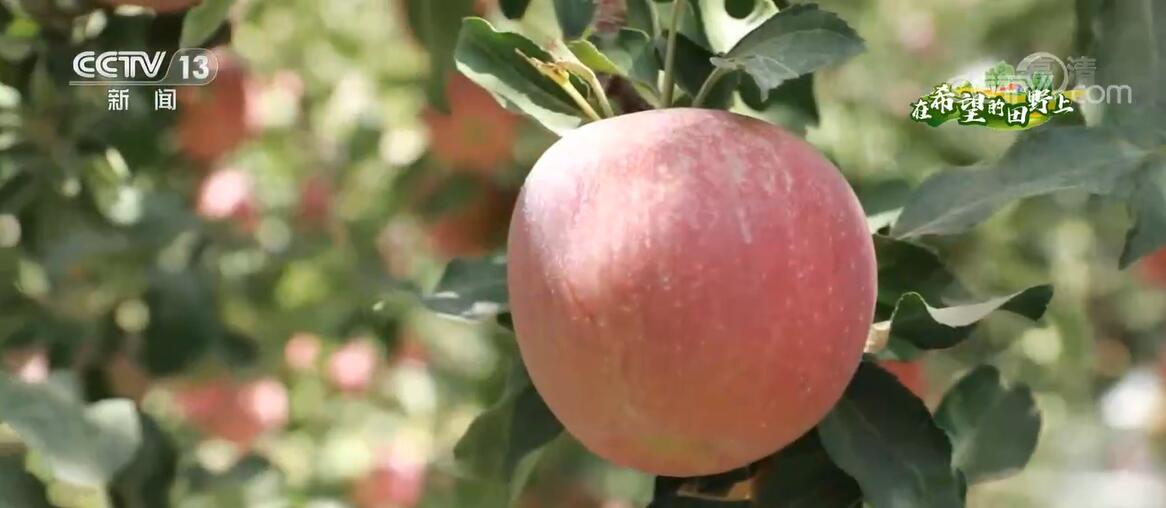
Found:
[422,74,521,175]
[351,447,428,508]
[297,174,333,227]
[880,360,926,399]
[595,0,628,35]
[507,109,876,476]
[172,376,288,447]
[327,339,380,393]
[196,166,252,219]
[424,179,518,259]
[177,49,253,164]
[2,347,48,383]
[1138,247,1166,288]
[284,332,322,372]
[107,352,153,402]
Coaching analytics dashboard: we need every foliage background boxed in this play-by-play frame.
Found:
[0,0,1164,507]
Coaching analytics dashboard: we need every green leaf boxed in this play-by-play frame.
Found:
[454,360,562,487]
[405,0,478,110]
[935,366,1041,484]
[1119,158,1166,267]
[710,4,863,101]
[577,28,660,86]
[501,0,534,19]
[664,32,738,109]
[455,17,588,135]
[818,361,965,508]
[109,413,178,508]
[873,235,963,316]
[423,256,509,320]
[554,0,598,40]
[855,179,911,232]
[0,376,141,487]
[883,286,1053,359]
[891,127,1149,239]
[656,0,711,50]
[739,73,818,135]
[626,0,657,36]
[753,430,863,508]
[142,271,221,376]
[1096,0,1166,137]
[0,450,52,508]
[179,0,235,48]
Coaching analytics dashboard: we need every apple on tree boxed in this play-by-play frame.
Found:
[508,109,876,476]
[177,48,254,165]
[422,74,521,176]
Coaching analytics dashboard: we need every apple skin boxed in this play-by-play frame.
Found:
[507,109,877,476]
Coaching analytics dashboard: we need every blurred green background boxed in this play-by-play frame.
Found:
[0,0,1165,507]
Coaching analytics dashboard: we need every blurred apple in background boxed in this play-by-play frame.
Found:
[327,339,380,393]
[2,346,48,383]
[178,49,254,165]
[196,166,258,231]
[297,174,333,228]
[284,332,322,372]
[1138,247,1166,289]
[424,178,517,259]
[351,440,429,508]
[423,74,520,176]
[107,352,153,402]
[172,376,289,447]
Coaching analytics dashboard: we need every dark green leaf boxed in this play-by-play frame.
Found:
[0,375,141,487]
[753,430,863,508]
[710,4,863,100]
[423,256,508,320]
[501,0,534,19]
[856,179,911,232]
[662,32,738,109]
[110,413,178,508]
[142,271,221,376]
[873,235,962,315]
[179,0,235,48]
[554,0,598,40]
[739,73,818,135]
[883,285,1053,358]
[405,0,478,110]
[626,0,657,36]
[656,0,711,50]
[454,17,587,135]
[1120,158,1166,267]
[935,366,1041,484]
[819,362,964,508]
[1096,0,1166,136]
[454,360,562,489]
[892,127,1149,239]
[579,28,660,86]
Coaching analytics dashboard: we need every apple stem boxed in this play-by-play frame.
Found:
[692,66,731,108]
[660,0,686,107]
